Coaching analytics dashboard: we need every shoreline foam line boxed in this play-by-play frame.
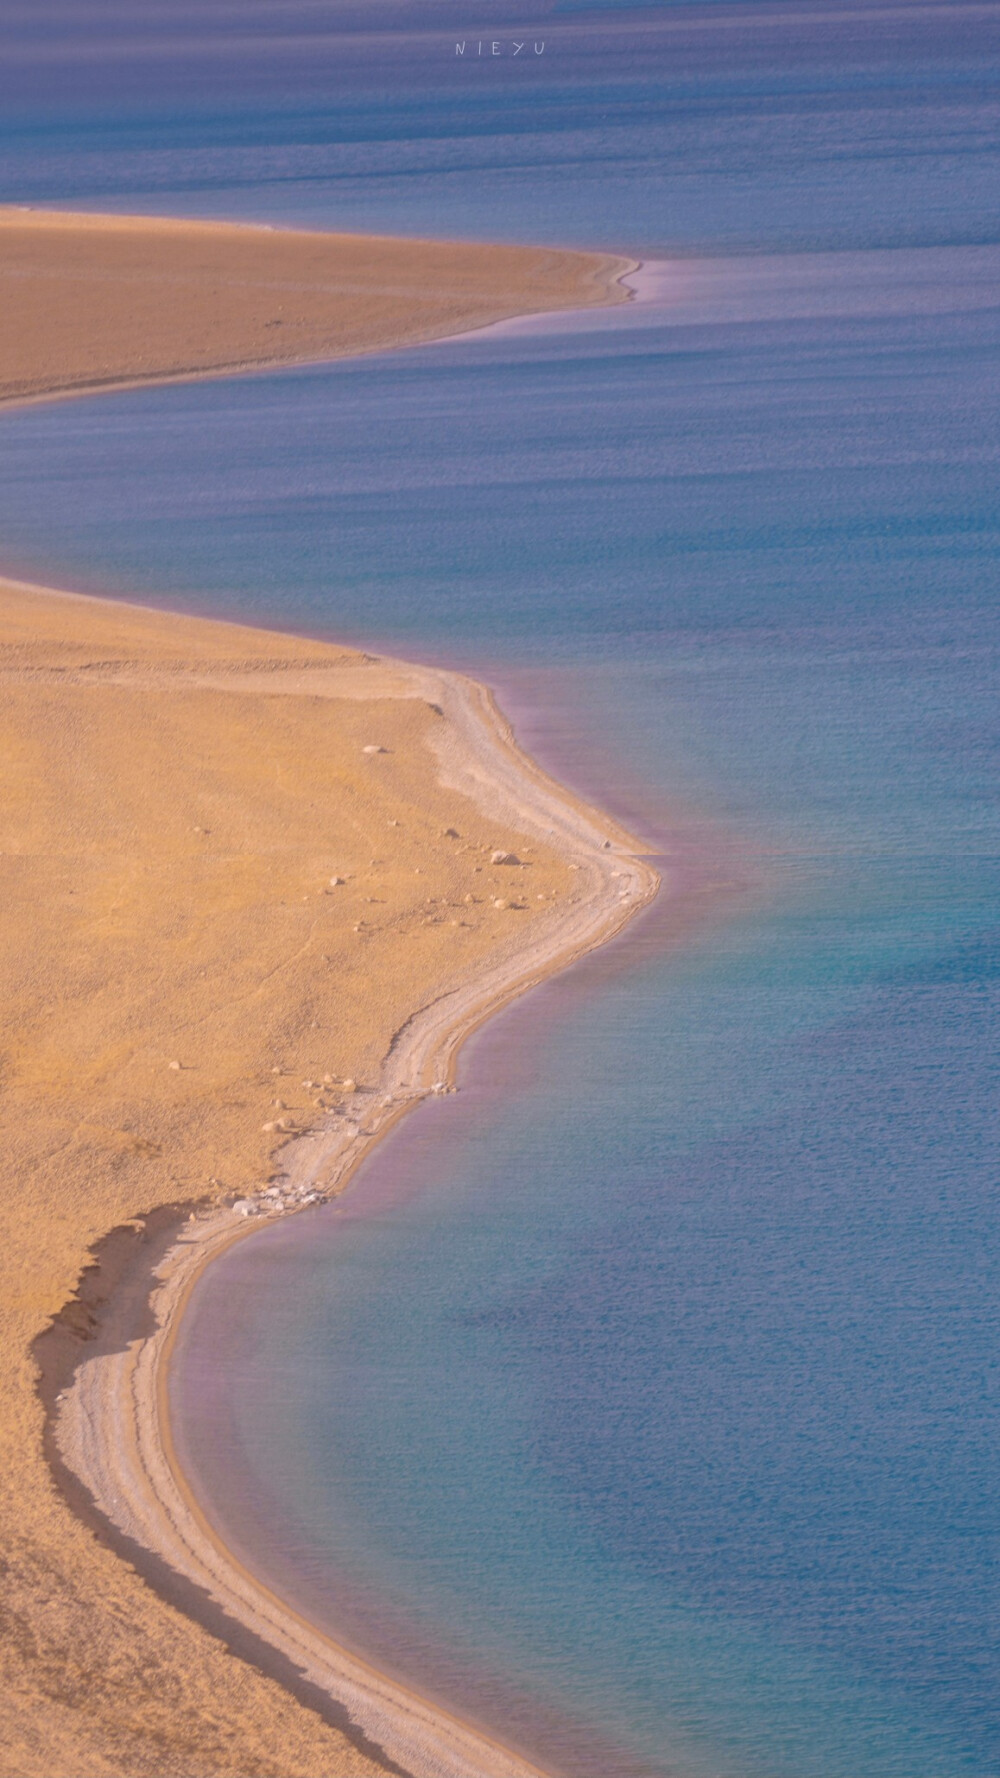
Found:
[34,609,658,1778]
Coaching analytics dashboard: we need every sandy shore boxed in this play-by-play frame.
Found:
[0,210,651,1778]
[46,639,658,1778]
[0,206,633,408]
[1,582,657,1778]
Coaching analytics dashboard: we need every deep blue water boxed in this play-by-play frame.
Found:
[4,6,1000,1774]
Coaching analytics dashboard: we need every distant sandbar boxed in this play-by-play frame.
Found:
[0,206,633,407]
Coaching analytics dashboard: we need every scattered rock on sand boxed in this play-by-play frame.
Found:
[328,875,345,887]
[490,849,519,865]
[362,744,387,755]
[492,898,508,910]
[167,1059,182,1071]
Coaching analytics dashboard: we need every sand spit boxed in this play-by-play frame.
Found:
[0,206,633,409]
[3,574,656,1776]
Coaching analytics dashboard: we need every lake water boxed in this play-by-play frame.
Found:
[4,5,999,1773]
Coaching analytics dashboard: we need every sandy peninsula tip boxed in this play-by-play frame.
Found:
[0,206,634,409]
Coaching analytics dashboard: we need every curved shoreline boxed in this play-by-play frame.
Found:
[46,648,659,1778]
[7,207,653,1774]
[0,205,638,414]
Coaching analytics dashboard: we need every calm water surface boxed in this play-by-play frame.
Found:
[4,5,999,1773]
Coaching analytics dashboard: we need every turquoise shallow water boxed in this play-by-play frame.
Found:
[4,5,1000,1773]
